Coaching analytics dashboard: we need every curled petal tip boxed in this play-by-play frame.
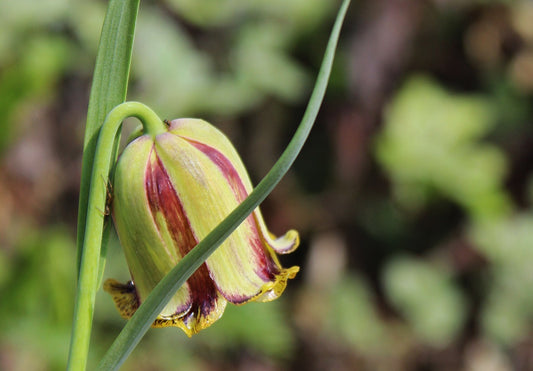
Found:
[152,294,227,337]
[270,229,300,254]
[252,266,300,303]
[103,279,139,320]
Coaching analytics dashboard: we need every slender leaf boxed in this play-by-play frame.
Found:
[68,0,139,370]
[76,0,139,273]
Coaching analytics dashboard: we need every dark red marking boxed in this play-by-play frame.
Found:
[187,141,280,290]
[145,152,219,317]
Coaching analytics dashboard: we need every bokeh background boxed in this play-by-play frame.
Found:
[2,0,533,370]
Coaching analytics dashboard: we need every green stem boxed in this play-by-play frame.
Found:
[97,0,351,369]
[68,102,165,371]
[69,0,139,368]
[76,0,139,275]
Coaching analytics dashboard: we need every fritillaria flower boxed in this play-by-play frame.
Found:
[104,118,299,336]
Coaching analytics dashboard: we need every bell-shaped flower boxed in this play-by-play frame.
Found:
[104,118,299,336]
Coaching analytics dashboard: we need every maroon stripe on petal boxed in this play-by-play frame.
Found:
[145,152,220,318]
[187,140,280,287]
[188,141,249,203]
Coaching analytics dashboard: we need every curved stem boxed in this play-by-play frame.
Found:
[76,0,139,275]
[97,0,351,369]
[68,102,165,371]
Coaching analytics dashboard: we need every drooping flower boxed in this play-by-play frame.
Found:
[104,118,299,336]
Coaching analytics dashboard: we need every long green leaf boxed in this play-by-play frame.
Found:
[76,0,139,274]
[68,0,139,370]
[97,0,351,369]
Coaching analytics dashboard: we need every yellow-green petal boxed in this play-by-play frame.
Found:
[112,135,191,317]
[155,131,299,303]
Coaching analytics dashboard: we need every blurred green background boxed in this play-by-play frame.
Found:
[2,0,533,370]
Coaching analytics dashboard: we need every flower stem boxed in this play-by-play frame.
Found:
[68,0,139,369]
[68,102,164,371]
[97,0,351,369]
[76,0,139,275]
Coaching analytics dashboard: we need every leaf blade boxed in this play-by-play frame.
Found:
[68,1,139,370]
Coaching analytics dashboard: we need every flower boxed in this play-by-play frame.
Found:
[104,118,299,336]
